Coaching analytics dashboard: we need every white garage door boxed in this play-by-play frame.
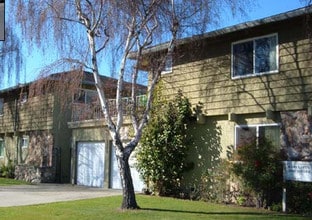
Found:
[77,142,105,188]
[110,148,145,192]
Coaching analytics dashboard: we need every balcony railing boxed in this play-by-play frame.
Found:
[71,95,147,122]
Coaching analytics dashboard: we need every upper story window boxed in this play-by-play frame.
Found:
[231,33,278,79]
[74,89,98,104]
[19,92,28,105]
[20,93,28,104]
[0,98,3,116]
[161,54,172,74]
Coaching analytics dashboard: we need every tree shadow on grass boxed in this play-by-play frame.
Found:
[140,207,304,218]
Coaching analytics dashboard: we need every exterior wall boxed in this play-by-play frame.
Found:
[0,94,54,133]
[182,113,281,190]
[68,120,136,189]
[159,15,312,190]
[0,89,73,183]
[0,135,16,166]
[1,130,57,183]
[14,130,56,183]
[161,16,312,116]
[52,99,73,183]
[69,120,111,188]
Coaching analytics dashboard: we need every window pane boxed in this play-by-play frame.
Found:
[259,125,280,150]
[255,36,277,73]
[74,90,86,103]
[233,41,253,77]
[236,126,257,148]
[85,91,98,104]
[162,55,172,73]
[21,137,29,148]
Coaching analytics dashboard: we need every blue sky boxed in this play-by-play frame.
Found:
[0,0,308,90]
[222,0,307,27]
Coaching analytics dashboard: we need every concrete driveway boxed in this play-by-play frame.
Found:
[0,184,122,207]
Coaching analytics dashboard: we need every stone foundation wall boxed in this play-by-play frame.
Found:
[281,110,312,161]
[15,164,56,183]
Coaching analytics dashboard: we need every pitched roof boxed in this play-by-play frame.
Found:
[137,5,312,56]
[0,71,146,93]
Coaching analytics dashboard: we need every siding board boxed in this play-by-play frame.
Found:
[160,21,312,116]
[0,94,54,133]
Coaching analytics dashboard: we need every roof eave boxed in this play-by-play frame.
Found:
[136,5,312,56]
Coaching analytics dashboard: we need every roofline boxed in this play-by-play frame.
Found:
[0,71,93,93]
[138,5,312,56]
[0,70,147,93]
[0,83,30,93]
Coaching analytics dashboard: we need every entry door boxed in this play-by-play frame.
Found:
[77,142,105,187]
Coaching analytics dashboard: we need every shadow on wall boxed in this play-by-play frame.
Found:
[183,118,222,190]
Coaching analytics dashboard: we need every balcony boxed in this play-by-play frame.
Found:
[71,95,147,122]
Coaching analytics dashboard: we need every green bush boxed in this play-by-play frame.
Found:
[195,159,232,203]
[137,90,192,196]
[285,181,312,215]
[231,138,283,208]
[0,161,15,178]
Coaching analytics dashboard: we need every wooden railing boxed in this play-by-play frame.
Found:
[71,95,147,122]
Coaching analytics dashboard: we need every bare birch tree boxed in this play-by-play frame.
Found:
[12,0,249,209]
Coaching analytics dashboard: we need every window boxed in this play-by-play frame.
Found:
[136,95,147,107]
[232,34,278,78]
[74,89,98,104]
[21,136,29,148]
[20,93,28,104]
[0,139,4,157]
[0,98,3,116]
[161,54,172,74]
[235,124,280,149]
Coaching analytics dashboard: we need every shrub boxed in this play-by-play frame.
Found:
[137,90,192,197]
[286,181,312,215]
[0,160,15,178]
[231,138,283,208]
[195,159,232,203]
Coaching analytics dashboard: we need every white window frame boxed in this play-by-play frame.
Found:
[234,123,280,149]
[231,33,279,79]
[0,98,3,116]
[21,136,29,149]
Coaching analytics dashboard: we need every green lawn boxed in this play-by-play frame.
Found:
[0,177,29,185]
[0,194,307,220]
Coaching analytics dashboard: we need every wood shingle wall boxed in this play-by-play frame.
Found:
[0,94,54,133]
[160,16,312,116]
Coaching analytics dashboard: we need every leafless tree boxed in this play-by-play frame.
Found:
[12,0,249,209]
[0,27,23,88]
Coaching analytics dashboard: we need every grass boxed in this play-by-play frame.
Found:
[0,177,29,185]
[0,178,307,219]
[0,194,308,220]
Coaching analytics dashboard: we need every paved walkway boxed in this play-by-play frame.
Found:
[0,184,122,207]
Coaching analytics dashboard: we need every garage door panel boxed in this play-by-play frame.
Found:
[77,142,105,188]
[110,147,145,191]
